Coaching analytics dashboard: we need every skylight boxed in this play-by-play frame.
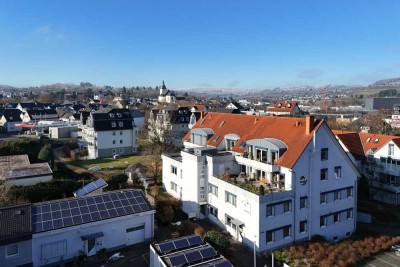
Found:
[214,135,220,142]
[219,121,225,128]
[374,138,379,143]
[366,138,371,143]
[239,141,246,148]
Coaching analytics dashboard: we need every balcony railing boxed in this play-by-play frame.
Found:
[235,154,280,173]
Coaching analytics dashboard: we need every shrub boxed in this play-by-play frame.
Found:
[158,205,174,225]
[258,185,265,195]
[108,173,128,189]
[204,230,231,252]
[178,220,195,236]
[194,224,206,237]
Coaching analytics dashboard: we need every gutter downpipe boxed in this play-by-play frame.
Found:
[308,130,316,241]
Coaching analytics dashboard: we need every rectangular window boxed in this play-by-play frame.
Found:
[334,166,341,178]
[120,131,123,135]
[119,148,123,153]
[320,168,328,180]
[321,148,328,161]
[119,140,123,144]
[113,131,116,135]
[334,213,340,223]
[208,183,218,197]
[300,196,307,209]
[283,226,291,238]
[346,209,353,219]
[112,149,116,154]
[170,182,177,192]
[320,193,327,204]
[300,220,307,233]
[112,122,116,127]
[283,201,291,213]
[225,214,234,228]
[171,165,177,175]
[225,191,237,206]
[41,240,67,260]
[320,216,327,227]
[113,140,116,144]
[119,121,123,127]
[389,144,394,156]
[6,244,18,257]
[266,230,274,243]
[347,187,353,198]
[266,205,274,217]
[334,190,341,201]
[209,205,218,217]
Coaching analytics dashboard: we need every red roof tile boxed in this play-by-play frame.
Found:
[267,101,298,112]
[184,113,323,168]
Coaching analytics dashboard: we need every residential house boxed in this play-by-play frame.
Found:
[162,113,359,253]
[79,108,138,159]
[131,110,145,130]
[149,107,198,146]
[0,109,23,132]
[334,131,400,205]
[0,189,155,267]
[266,101,302,116]
[0,155,53,187]
[21,109,59,123]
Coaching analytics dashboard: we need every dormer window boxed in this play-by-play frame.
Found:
[117,113,122,118]
[374,138,379,143]
[109,113,115,118]
[119,121,123,127]
[366,138,371,143]
[112,122,116,127]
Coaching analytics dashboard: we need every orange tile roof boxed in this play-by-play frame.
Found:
[184,113,323,168]
[267,101,298,112]
[333,130,400,155]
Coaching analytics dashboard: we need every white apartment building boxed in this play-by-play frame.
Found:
[162,113,359,253]
[79,108,138,159]
[334,131,400,205]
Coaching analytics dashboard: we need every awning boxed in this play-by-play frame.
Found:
[231,218,245,226]
[81,232,104,241]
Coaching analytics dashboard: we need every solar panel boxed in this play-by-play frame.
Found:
[32,189,151,233]
[186,250,202,262]
[174,238,190,249]
[188,235,203,246]
[169,254,187,266]
[158,241,175,253]
[74,178,108,197]
[198,259,233,267]
[200,247,217,258]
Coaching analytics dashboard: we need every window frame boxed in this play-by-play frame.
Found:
[300,196,307,209]
[266,230,274,243]
[320,192,327,204]
[321,148,328,161]
[320,216,327,227]
[334,166,341,178]
[300,220,307,233]
[208,183,218,197]
[266,204,274,217]
[320,168,328,180]
[171,165,177,175]
[225,191,237,206]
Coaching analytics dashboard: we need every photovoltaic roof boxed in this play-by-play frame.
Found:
[73,178,108,197]
[165,246,219,267]
[32,189,152,233]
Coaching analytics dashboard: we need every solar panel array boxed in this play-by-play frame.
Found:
[167,246,218,267]
[197,259,233,267]
[32,189,151,233]
[157,235,204,254]
[74,178,108,197]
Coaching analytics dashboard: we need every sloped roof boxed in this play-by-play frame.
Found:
[333,130,400,157]
[184,113,323,168]
[1,109,22,122]
[267,101,298,112]
[0,203,32,244]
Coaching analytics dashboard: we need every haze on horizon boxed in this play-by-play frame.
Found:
[1,0,400,89]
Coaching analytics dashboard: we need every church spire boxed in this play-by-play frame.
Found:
[161,80,167,89]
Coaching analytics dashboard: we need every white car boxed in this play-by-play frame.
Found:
[391,245,400,256]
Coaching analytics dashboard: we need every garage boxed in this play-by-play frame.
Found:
[126,224,145,246]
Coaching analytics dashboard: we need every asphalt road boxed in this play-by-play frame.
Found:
[362,251,400,267]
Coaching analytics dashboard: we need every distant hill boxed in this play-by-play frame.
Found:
[368,78,400,88]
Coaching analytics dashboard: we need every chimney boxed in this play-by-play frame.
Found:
[305,115,314,135]
[200,111,204,120]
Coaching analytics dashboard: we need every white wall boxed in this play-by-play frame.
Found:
[32,211,154,267]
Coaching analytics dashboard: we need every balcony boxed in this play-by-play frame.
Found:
[235,154,280,173]
[213,171,287,196]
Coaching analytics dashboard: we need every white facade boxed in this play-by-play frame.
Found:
[162,122,358,252]
[31,211,154,266]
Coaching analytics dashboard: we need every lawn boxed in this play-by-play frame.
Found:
[68,154,149,171]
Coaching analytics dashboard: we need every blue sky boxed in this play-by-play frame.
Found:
[1,1,400,89]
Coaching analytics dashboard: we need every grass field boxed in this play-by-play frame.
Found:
[68,154,149,171]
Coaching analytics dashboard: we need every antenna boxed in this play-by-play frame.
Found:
[321,84,331,113]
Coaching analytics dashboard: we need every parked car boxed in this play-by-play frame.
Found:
[113,154,120,159]
[391,244,400,256]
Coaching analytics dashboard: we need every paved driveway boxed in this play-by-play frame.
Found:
[362,251,400,267]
